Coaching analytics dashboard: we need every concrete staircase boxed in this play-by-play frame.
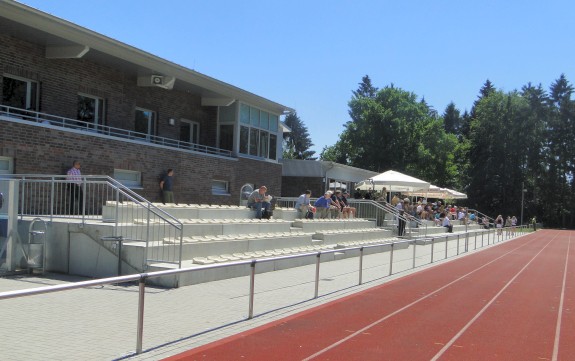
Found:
[81,202,481,288]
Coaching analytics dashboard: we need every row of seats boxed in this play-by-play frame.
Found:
[163,231,312,244]
[335,238,398,248]
[295,218,368,223]
[315,228,388,235]
[180,218,289,224]
[192,244,337,264]
[132,218,289,225]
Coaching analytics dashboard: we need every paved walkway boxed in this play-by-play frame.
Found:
[0,232,514,361]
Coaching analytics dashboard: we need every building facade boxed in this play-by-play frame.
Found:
[281,159,378,198]
[0,1,292,204]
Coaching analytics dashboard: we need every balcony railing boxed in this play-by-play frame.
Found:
[0,105,233,158]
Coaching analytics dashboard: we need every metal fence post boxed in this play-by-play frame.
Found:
[389,243,394,275]
[445,236,449,259]
[359,247,364,285]
[431,238,435,263]
[136,276,146,354]
[248,260,256,319]
[457,234,460,255]
[314,253,321,299]
[412,241,417,269]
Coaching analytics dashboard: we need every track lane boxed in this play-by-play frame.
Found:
[433,231,567,360]
[557,233,575,360]
[309,233,555,361]
[164,231,557,361]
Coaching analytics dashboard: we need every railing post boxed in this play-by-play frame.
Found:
[389,242,394,275]
[20,177,26,220]
[136,276,146,354]
[50,176,55,222]
[359,247,364,285]
[248,260,256,319]
[81,177,86,224]
[445,235,449,259]
[412,240,417,269]
[431,238,435,263]
[314,253,321,298]
[457,234,460,255]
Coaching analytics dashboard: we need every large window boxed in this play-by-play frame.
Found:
[77,93,105,127]
[238,103,280,160]
[2,75,38,111]
[134,107,156,139]
[180,119,200,144]
[219,124,234,151]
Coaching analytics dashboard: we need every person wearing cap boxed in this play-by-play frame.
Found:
[314,191,333,219]
[247,186,271,219]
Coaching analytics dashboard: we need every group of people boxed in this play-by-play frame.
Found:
[494,215,518,236]
[294,190,356,220]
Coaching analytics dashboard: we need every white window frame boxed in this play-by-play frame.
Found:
[135,107,156,139]
[211,179,229,196]
[2,74,39,110]
[113,169,142,189]
[180,118,200,144]
[77,93,105,127]
[0,156,14,174]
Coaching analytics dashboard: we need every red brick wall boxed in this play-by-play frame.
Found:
[0,120,281,204]
[0,33,216,149]
[0,32,283,204]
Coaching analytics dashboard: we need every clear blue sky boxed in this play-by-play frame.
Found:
[18,0,574,155]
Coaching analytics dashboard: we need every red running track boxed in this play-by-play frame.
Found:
[164,230,575,361]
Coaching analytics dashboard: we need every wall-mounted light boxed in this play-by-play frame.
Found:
[168,118,175,126]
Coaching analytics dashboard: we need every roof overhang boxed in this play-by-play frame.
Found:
[1,0,294,115]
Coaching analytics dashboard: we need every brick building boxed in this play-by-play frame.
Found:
[0,1,292,205]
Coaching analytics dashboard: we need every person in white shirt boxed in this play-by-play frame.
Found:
[442,212,453,233]
[294,190,313,219]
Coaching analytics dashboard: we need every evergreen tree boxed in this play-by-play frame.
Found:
[443,102,462,136]
[352,75,378,99]
[282,112,316,160]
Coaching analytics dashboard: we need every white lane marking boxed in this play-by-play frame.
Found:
[431,234,558,361]
[552,233,571,361]
[301,235,540,361]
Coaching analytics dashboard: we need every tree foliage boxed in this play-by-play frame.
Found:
[322,74,575,228]
[282,112,316,160]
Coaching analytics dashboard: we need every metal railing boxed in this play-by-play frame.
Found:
[0,104,233,158]
[0,225,530,357]
[2,175,184,268]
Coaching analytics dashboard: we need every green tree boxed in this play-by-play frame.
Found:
[443,102,462,136]
[282,112,316,160]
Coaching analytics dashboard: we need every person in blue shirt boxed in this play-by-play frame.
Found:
[314,191,333,219]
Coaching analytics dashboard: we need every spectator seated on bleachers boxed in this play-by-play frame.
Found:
[441,212,453,233]
[314,191,332,219]
[294,190,314,219]
[247,186,272,219]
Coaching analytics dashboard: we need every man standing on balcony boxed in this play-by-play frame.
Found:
[66,160,83,214]
[160,169,175,204]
